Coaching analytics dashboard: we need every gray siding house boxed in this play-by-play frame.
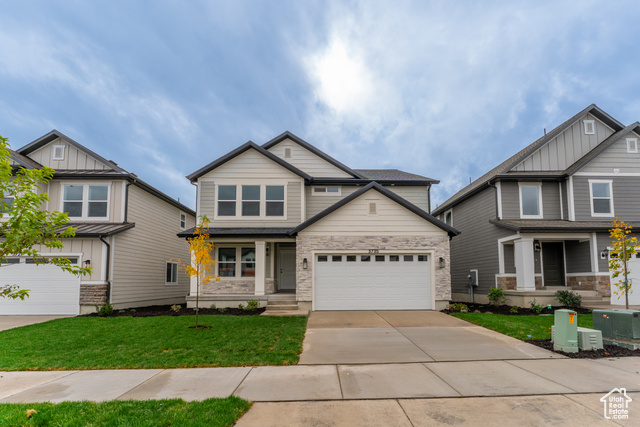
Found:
[432,105,640,306]
[0,130,195,315]
[181,132,458,311]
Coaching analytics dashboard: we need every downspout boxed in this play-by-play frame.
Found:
[124,182,132,222]
[427,185,431,213]
[487,180,499,218]
[99,235,111,304]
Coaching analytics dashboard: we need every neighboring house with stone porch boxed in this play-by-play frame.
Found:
[180,131,458,312]
[0,130,195,315]
[432,104,640,307]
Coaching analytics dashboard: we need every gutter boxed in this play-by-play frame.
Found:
[99,236,112,304]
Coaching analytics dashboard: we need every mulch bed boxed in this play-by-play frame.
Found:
[443,302,591,315]
[528,339,640,358]
[80,304,265,317]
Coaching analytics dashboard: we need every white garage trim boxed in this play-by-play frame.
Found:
[311,249,436,311]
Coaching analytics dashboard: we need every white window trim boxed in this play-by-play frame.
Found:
[214,181,288,220]
[165,261,178,285]
[216,245,256,279]
[60,182,111,221]
[444,209,453,226]
[52,144,66,161]
[583,120,595,135]
[627,138,638,153]
[518,182,544,219]
[588,179,614,217]
[179,212,187,230]
[312,186,341,196]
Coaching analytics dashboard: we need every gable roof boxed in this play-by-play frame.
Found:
[17,129,126,173]
[9,149,42,169]
[262,131,365,179]
[291,181,459,237]
[433,104,626,215]
[186,140,312,182]
[354,169,438,182]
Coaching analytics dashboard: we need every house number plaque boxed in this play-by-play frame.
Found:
[368,249,379,254]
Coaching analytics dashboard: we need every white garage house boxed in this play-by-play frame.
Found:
[181,131,458,312]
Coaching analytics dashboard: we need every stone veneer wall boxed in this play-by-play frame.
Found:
[201,278,276,295]
[496,276,516,290]
[295,235,451,303]
[80,284,108,305]
[566,275,611,297]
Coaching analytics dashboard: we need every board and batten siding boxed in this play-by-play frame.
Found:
[266,138,353,178]
[34,238,105,282]
[448,187,513,294]
[572,176,640,221]
[580,130,640,174]
[299,189,445,236]
[27,139,112,170]
[499,181,561,220]
[111,185,195,307]
[47,180,125,223]
[513,114,615,171]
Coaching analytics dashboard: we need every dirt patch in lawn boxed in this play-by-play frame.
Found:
[529,339,640,358]
[80,304,265,318]
[443,302,591,316]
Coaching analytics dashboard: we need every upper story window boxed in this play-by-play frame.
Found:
[52,145,65,161]
[1,196,14,216]
[179,212,186,229]
[627,138,638,153]
[583,120,595,135]
[312,186,341,196]
[589,180,613,217]
[519,183,543,219]
[444,209,453,226]
[62,184,109,219]
[216,184,286,218]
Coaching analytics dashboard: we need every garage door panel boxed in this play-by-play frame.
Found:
[315,254,431,310]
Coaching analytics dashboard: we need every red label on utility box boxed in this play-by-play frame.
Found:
[569,313,575,324]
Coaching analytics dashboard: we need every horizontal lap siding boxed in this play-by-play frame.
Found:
[542,182,561,219]
[565,240,592,273]
[500,181,561,220]
[387,186,429,211]
[581,130,640,173]
[573,176,640,221]
[34,238,104,282]
[111,186,194,305]
[449,188,513,293]
[501,182,520,219]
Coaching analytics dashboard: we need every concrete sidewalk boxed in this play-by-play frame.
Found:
[2,358,640,403]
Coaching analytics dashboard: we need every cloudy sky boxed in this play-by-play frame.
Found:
[2,0,639,209]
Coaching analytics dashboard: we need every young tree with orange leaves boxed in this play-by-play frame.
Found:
[609,219,639,309]
[177,215,219,328]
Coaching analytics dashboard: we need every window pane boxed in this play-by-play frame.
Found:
[318,255,328,262]
[375,255,385,262]
[1,197,13,214]
[241,248,255,262]
[404,255,414,261]
[361,255,370,262]
[266,201,284,216]
[593,198,611,214]
[64,202,83,217]
[218,201,236,216]
[218,185,236,200]
[64,185,83,201]
[390,255,400,262]
[219,248,236,261]
[332,255,342,262]
[166,263,173,282]
[89,186,108,201]
[88,202,107,217]
[266,185,284,200]
[521,186,540,216]
[313,187,326,193]
[326,187,339,193]
[445,212,452,225]
[242,185,260,200]
[592,183,610,198]
[347,255,356,262]
[242,201,260,216]
[241,263,255,277]
[219,263,236,277]
[418,255,428,262]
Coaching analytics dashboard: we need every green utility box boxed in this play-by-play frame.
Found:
[592,309,640,350]
[553,309,578,353]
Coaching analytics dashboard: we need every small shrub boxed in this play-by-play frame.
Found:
[237,303,245,310]
[96,303,114,317]
[487,287,507,306]
[209,303,217,310]
[530,299,543,314]
[509,306,519,314]
[218,307,227,313]
[447,302,469,313]
[555,290,582,309]
[245,299,260,311]
[170,304,182,312]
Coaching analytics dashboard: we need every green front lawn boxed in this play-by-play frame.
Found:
[0,397,250,427]
[451,312,593,340]
[0,315,307,371]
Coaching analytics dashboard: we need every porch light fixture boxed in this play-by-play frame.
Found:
[303,258,308,269]
[84,259,91,267]
[266,245,270,257]
[439,257,446,269]
[534,243,541,252]
[601,248,609,259]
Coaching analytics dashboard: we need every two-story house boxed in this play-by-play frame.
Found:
[1,130,195,315]
[432,105,640,306]
[180,131,458,311]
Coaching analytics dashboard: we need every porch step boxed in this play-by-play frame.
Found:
[265,304,300,311]
[265,294,298,312]
[267,299,297,305]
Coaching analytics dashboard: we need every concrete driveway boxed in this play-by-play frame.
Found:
[0,316,69,332]
[299,311,559,364]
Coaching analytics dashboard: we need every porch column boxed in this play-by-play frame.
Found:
[255,241,266,296]
[189,251,198,296]
[514,237,536,290]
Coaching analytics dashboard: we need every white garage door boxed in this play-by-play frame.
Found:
[314,254,432,310]
[0,257,81,315]
[610,254,640,306]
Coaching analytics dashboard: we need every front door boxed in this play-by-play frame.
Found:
[278,249,296,290]
[542,242,565,287]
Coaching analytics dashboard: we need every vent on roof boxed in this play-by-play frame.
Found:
[284,147,292,158]
[52,145,65,161]
[583,120,595,135]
